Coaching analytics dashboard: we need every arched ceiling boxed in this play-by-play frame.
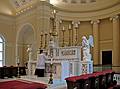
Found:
[0,0,119,16]
[50,0,120,12]
[0,0,15,15]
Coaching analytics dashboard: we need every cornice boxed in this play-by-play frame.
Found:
[100,40,113,44]
[0,0,119,25]
[57,3,120,21]
[0,13,14,18]
[0,13,15,24]
[52,0,120,12]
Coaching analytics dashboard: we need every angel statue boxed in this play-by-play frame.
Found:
[82,35,94,61]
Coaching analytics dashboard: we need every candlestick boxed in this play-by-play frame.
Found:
[68,25,72,46]
[44,33,48,48]
[61,26,65,47]
[17,62,20,78]
[40,32,43,48]
[48,50,53,84]
[53,10,56,14]
[75,27,78,46]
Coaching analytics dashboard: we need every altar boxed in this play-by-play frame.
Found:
[28,46,93,81]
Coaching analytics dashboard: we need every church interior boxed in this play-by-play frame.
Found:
[0,0,120,89]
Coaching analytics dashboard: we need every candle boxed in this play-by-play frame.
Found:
[53,10,56,14]
[17,58,20,63]
[49,30,52,34]
[59,20,62,24]
[62,26,65,31]
[41,32,43,35]
[68,24,71,29]
[51,58,53,64]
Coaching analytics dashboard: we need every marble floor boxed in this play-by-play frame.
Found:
[0,76,67,89]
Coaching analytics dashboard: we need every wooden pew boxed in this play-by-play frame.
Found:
[0,66,26,79]
[65,69,114,89]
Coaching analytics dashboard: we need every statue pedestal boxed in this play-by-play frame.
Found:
[79,61,93,75]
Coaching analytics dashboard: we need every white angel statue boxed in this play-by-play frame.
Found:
[82,35,94,61]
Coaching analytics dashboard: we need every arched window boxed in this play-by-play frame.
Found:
[0,36,5,67]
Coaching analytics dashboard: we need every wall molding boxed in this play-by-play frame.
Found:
[100,40,113,44]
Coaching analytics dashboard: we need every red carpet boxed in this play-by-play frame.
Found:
[0,80,47,89]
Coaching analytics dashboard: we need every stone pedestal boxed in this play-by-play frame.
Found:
[79,61,93,74]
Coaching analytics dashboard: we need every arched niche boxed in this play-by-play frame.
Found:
[16,24,35,66]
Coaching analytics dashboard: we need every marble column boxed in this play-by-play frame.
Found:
[91,20,100,65]
[110,15,119,72]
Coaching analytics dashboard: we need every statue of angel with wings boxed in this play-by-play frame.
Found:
[82,35,94,61]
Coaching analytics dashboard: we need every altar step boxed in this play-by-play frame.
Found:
[20,76,67,89]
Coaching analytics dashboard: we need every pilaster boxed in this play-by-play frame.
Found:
[36,1,51,49]
[110,15,120,72]
[91,20,100,65]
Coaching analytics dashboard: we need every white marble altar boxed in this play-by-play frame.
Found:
[28,46,93,81]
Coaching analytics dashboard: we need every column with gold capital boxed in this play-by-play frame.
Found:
[91,20,100,65]
[110,15,119,72]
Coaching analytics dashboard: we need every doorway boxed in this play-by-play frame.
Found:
[102,51,112,65]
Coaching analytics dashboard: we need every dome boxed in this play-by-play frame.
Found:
[0,0,119,16]
[50,0,120,12]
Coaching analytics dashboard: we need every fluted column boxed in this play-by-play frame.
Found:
[91,20,100,65]
[110,15,119,72]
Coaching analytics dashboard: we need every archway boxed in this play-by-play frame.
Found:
[16,24,35,66]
